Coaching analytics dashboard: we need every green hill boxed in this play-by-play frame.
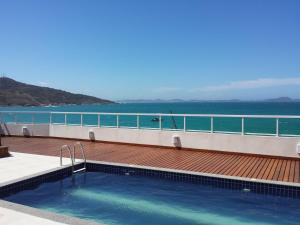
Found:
[0,77,114,106]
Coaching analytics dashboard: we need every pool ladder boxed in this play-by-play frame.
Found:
[60,142,86,174]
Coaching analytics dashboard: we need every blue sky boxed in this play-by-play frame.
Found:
[0,0,299,100]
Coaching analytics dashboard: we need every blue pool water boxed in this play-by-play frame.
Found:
[4,172,300,225]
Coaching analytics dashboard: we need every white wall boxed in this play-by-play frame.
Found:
[0,123,50,137]
[49,125,300,158]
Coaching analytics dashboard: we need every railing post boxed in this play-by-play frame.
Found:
[159,115,162,130]
[80,114,83,126]
[60,149,62,166]
[210,117,214,133]
[276,118,279,137]
[116,114,119,128]
[137,115,140,129]
[241,117,244,135]
[0,112,2,124]
[183,116,186,132]
[50,113,52,124]
[14,113,17,124]
[64,113,67,125]
[98,114,100,127]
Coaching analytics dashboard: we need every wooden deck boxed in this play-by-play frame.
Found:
[2,137,300,184]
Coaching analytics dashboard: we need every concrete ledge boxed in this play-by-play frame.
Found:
[0,160,100,225]
[50,125,300,158]
[0,200,101,225]
[0,146,9,158]
[0,123,50,137]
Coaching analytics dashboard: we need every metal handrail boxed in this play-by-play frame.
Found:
[72,142,86,169]
[60,145,74,173]
[1,110,300,118]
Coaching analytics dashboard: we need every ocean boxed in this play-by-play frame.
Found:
[1,102,300,135]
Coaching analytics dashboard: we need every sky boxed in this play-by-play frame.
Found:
[0,0,300,101]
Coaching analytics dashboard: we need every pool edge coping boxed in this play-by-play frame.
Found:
[86,160,300,188]
[0,199,102,225]
[0,162,102,225]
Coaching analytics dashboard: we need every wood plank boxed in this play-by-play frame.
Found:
[240,157,260,177]
[221,155,245,176]
[288,160,295,183]
[252,158,269,179]
[262,158,275,180]
[294,161,300,183]
[272,160,283,181]
[201,154,235,173]
[246,157,265,178]
[278,160,287,181]
[283,160,291,182]
[209,154,237,174]
[182,152,222,172]
[267,159,279,180]
[175,152,214,170]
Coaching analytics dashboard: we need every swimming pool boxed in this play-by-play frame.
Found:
[3,170,300,225]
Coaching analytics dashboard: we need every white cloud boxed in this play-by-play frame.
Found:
[38,81,49,87]
[192,77,300,92]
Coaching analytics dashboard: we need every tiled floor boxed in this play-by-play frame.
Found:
[0,152,72,225]
[0,207,65,225]
[0,152,70,185]
[3,137,300,184]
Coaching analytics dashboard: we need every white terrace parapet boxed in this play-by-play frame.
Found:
[1,111,300,158]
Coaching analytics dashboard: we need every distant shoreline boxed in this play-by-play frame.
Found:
[117,99,300,104]
[1,101,300,108]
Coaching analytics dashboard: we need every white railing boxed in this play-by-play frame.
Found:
[0,111,300,137]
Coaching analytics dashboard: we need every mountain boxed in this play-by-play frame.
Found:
[265,97,294,102]
[118,99,186,103]
[119,97,300,103]
[0,77,114,106]
[118,99,242,103]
